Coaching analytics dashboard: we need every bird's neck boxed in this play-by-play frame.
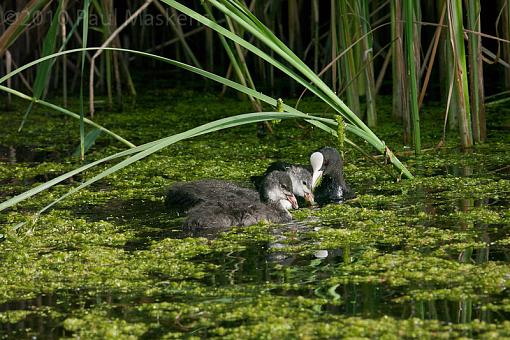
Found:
[327,162,346,184]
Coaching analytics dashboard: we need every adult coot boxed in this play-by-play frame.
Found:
[310,147,355,205]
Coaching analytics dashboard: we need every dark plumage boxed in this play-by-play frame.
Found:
[310,147,355,205]
[251,161,314,206]
[165,171,298,228]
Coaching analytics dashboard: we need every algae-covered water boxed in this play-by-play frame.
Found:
[1,90,510,338]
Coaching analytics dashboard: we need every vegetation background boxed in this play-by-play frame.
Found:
[2,0,508,149]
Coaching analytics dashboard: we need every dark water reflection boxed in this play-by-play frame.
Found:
[194,241,510,319]
[0,294,65,339]
[0,289,154,339]
[0,145,63,164]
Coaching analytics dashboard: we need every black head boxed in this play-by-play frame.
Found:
[317,147,343,174]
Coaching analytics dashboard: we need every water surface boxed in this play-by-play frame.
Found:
[1,92,509,338]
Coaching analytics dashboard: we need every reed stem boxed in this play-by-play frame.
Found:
[404,0,421,154]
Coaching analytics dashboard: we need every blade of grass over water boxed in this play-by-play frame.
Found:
[0,46,388,154]
[0,46,372,149]
[72,128,102,157]
[0,48,342,134]
[0,43,409,213]
[159,0,413,179]
[0,50,343,213]
[0,111,332,215]
[48,111,333,204]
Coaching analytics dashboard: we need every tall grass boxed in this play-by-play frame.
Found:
[1,0,506,215]
[336,0,361,117]
[391,0,414,146]
[447,0,472,148]
[0,0,51,57]
[78,0,91,160]
[356,0,377,127]
[0,45,409,216]
[19,0,63,131]
[404,0,421,154]
[2,1,500,148]
[503,0,510,88]
[466,0,486,142]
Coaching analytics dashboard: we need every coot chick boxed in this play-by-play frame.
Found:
[166,171,298,228]
[310,147,355,205]
[251,161,314,206]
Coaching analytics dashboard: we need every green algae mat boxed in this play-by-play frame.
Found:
[1,90,510,339]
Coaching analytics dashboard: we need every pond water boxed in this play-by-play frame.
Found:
[0,90,509,338]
